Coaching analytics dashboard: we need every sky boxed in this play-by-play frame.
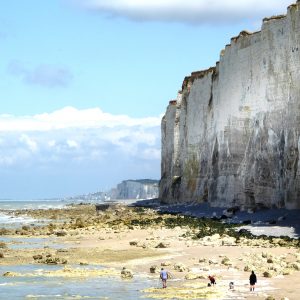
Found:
[0,0,293,199]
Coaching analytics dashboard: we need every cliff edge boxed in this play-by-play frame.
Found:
[160,2,300,209]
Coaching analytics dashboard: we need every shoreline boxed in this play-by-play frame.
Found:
[0,202,299,299]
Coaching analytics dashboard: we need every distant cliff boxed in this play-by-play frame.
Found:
[110,179,159,200]
[160,2,300,209]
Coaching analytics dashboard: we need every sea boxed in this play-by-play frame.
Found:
[0,199,159,300]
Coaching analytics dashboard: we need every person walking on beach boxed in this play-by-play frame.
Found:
[160,268,169,288]
[249,270,257,291]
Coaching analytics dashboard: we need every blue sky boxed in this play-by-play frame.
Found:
[0,0,293,198]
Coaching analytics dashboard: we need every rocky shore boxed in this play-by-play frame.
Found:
[0,203,299,299]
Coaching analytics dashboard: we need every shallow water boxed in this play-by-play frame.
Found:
[0,264,158,300]
[0,199,160,300]
[0,236,68,250]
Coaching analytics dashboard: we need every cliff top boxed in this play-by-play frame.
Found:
[179,1,299,93]
[121,179,159,185]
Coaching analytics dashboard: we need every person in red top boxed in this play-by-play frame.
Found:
[208,275,216,285]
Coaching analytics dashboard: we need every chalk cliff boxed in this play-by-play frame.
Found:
[110,179,159,200]
[160,2,300,209]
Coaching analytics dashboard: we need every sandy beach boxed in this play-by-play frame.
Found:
[0,203,299,300]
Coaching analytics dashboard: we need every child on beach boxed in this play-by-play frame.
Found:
[208,275,216,285]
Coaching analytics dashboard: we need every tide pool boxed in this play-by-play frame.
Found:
[0,264,157,300]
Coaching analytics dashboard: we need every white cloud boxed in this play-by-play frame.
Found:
[0,106,161,132]
[0,107,161,167]
[19,134,38,152]
[67,139,79,149]
[75,0,293,24]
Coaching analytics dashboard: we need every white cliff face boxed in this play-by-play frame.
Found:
[160,3,300,209]
[112,180,159,200]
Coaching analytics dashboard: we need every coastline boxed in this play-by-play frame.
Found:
[0,201,299,299]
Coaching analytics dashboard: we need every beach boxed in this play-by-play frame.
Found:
[0,201,299,299]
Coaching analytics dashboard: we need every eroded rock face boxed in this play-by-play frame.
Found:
[160,2,300,209]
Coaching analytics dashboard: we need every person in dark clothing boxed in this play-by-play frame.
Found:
[249,271,257,291]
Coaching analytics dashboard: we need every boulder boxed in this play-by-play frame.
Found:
[0,242,7,249]
[174,263,187,272]
[208,259,218,265]
[289,262,300,271]
[185,272,202,280]
[129,240,138,246]
[263,271,273,278]
[221,257,231,266]
[33,254,43,260]
[150,265,159,274]
[155,242,170,248]
[56,231,67,237]
[3,272,18,277]
[221,236,236,246]
[121,267,133,279]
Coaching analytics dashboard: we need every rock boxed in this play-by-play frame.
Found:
[244,265,254,272]
[238,229,251,235]
[289,262,300,271]
[56,231,67,237]
[56,249,68,253]
[185,272,202,280]
[263,271,273,278]
[242,220,252,225]
[121,267,133,279]
[161,261,172,266]
[0,242,7,249]
[174,263,187,272]
[265,297,275,300]
[155,242,170,248]
[221,257,231,266]
[0,253,4,258]
[282,269,293,275]
[33,254,43,260]
[221,236,236,246]
[0,228,11,235]
[129,240,138,246]
[209,234,220,241]
[150,265,159,274]
[208,259,218,265]
[222,209,233,218]
[198,258,206,263]
[3,272,18,277]
[74,218,85,228]
[39,257,67,265]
